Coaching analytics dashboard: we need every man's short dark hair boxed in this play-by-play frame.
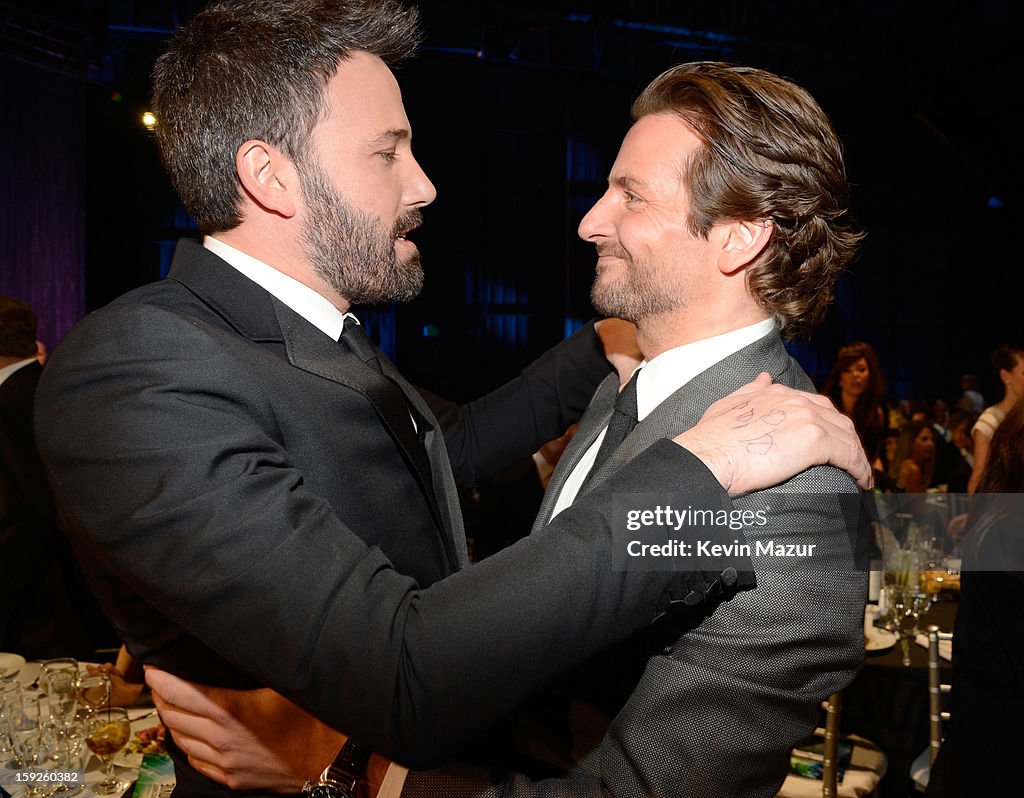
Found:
[631,61,863,337]
[0,296,39,358]
[152,0,422,234]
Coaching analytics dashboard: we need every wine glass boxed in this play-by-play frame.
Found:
[84,707,132,795]
[41,660,78,730]
[56,710,89,797]
[884,549,929,666]
[75,674,111,714]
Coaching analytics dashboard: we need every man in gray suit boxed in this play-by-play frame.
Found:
[150,62,867,798]
[395,60,869,798]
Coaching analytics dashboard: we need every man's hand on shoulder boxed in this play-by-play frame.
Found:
[675,373,872,495]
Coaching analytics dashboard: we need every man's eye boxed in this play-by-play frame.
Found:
[378,151,398,162]
[624,191,642,204]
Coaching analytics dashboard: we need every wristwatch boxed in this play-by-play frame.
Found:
[302,739,371,798]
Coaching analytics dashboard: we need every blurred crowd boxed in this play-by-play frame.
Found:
[820,340,1024,496]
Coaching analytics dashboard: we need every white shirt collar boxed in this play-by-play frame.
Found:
[549,317,776,521]
[0,357,38,388]
[203,236,355,341]
[635,317,776,420]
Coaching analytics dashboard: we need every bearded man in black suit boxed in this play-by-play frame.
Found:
[35,3,870,797]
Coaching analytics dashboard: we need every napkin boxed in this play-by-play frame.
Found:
[914,633,952,661]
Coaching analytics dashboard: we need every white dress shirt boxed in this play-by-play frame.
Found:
[550,318,776,519]
[203,236,356,340]
[0,357,38,388]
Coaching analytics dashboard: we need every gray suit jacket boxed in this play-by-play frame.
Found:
[404,331,867,797]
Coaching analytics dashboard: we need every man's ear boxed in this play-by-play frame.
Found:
[235,140,298,219]
[716,218,773,275]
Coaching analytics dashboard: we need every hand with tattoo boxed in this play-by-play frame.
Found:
[674,373,872,495]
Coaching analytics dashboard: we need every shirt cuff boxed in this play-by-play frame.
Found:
[378,762,409,798]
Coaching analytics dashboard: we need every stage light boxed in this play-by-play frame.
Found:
[141,111,157,129]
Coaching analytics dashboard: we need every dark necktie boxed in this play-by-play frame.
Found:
[340,317,443,530]
[340,317,385,373]
[581,368,640,489]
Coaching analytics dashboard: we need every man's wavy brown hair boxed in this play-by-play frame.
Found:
[631,62,863,337]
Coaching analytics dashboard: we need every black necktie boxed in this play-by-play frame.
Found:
[340,317,385,374]
[340,318,443,530]
[582,369,640,489]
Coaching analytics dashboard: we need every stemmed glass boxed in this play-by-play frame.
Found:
[884,549,930,666]
[75,674,111,714]
[84,707,131,795]
[17,722,68,798]
[41,660,79,732]
[1,679,23,766]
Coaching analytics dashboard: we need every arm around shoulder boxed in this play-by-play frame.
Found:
[35,305,730,766]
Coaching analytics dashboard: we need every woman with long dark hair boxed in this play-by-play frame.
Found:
[887,421,936,493]
[822,341,886,469]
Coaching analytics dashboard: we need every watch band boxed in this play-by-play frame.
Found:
[317,739,371,798]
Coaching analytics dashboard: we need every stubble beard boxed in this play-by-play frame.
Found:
[590,244,682,324]
[297,159,424,305]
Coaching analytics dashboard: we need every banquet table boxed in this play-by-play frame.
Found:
[843,600,957,798]
[1,660,166,798]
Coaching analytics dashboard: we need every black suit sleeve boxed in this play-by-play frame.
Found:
[420,321,612,487]
[35,305,729,767]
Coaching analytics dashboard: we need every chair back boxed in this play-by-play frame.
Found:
[821,692,841,798]
[926,624,953,764]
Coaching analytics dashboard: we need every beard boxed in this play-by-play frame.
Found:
[590,243,682,323]
[296,158,424,305]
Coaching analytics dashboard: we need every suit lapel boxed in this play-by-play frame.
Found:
[377,353,468,566]
[273,301,461,558]
[166,240,465,565]
[532,371,620,531]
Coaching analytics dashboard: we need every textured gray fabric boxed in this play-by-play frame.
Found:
[403,332,867,798]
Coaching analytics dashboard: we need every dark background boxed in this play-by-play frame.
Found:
[1,0,1018,405]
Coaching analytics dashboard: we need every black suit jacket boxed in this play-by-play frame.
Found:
[35,239,734,787]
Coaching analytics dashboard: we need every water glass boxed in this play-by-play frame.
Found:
[75,673,111,713]
[883,548,929,665]
[1,679,24,765]
[41,660,78,729]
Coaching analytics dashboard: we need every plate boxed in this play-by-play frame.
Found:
[111,711,163,768]
[0,652,26,680]
[18,661,42,689]
[865,628,898,652]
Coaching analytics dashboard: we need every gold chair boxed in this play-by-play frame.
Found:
[910,624,953,791]
[776,692,887,798]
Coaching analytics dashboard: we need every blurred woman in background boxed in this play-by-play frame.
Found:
[968,344,1024,492]
[823,341,887,469]
[888,421,936,493]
